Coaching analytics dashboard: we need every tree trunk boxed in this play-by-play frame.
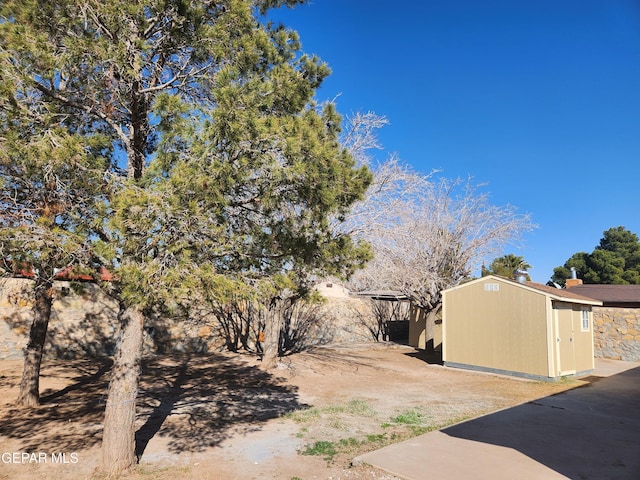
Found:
[17,280,54,407]
[100,304,145,475]
[261,303,283,370]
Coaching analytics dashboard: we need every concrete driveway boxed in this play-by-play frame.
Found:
[354,358,640,480]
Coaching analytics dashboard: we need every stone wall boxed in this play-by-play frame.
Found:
[0,278,120,359]
[593,306,640,362]
[0,278,263,358]
[1,278,402,360]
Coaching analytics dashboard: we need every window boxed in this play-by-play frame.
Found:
[581,309,590,331]
[484,283,499,292]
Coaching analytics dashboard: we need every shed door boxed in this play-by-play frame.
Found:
[555,305,576,376]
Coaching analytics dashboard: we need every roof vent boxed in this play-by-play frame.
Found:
[513,268,528,283]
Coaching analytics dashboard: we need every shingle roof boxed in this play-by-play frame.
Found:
[523,281,596,302]
[508,278,601,303]
[566,284,640,304]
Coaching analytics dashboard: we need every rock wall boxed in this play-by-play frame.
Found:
[593,306,640,361]
[1,278,403,360]
[0,278,120,359]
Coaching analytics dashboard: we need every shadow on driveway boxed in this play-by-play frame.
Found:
[356,359,640,480]
[443,363,640,479]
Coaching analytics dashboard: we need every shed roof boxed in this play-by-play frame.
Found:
[445,275,602,305]
[566,284,640,304]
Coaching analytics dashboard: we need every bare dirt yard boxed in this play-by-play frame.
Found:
[0,343,582,480]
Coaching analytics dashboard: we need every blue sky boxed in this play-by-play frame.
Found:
[270,0,640,283]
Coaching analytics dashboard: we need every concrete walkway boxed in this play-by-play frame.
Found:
[354,358,640,480]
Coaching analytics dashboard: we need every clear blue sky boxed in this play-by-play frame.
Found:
[269,0,640,283]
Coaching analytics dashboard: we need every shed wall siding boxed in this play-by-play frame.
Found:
[553,304,576,375]
[444,279,549,377]
[573,305,595,373]
[552,302,595,375]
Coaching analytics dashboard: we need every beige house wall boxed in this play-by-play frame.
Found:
[408,304,426,350]
[408,305,442,351]
[315,281,350,299]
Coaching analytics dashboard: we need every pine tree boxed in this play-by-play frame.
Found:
[551,227,640,286]
[2,0,370,473]
[0,92,110,406]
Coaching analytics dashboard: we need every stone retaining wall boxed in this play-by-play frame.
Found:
[0,278,120,359]
[593,306,640,361]
[1,278,400,360]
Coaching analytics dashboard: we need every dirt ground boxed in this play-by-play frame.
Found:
[0,343,582,480]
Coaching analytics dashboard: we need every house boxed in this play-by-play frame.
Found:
[442,275,602,380]
[314,281,350,299]
[566,283,640,361]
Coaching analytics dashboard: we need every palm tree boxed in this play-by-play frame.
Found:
[482,254,531,279]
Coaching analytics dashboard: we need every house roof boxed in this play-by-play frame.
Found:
[355,290,409,301]
[520,280,602,303]
[566,284,640,304]
[445,275,602,305]
[11,266,114,282]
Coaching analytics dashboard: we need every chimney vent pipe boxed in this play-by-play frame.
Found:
[513,269,528,284]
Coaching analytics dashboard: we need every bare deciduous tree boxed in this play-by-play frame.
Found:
[340,113,535,350]
[349,176,534,348]
[336,112,436,240]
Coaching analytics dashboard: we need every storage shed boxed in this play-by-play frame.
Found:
[442,275,602,380]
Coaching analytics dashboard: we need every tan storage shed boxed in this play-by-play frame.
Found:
[442,275,602,380]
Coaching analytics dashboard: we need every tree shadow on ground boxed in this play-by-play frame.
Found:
[0,353,307,458]
[0,358,112,452]
[135,354,306,457]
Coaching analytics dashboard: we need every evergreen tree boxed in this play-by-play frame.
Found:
[1,0,370,473]
[551,227,640,286]
[0,94,110,406]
